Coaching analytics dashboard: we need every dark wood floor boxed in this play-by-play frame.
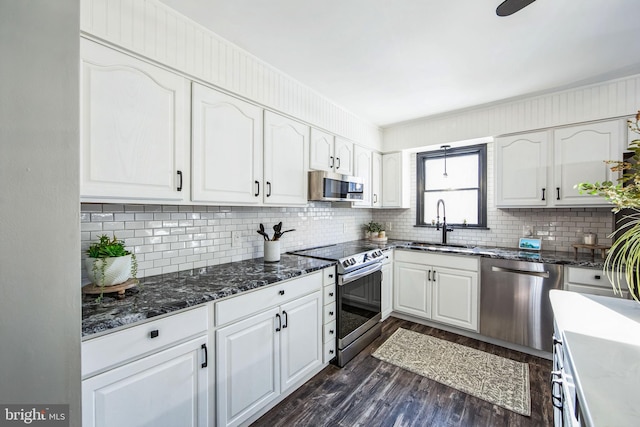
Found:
[252,317,553,427]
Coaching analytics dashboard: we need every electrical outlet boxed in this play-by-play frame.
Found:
[231,231,241,248]
[386,222,392,231]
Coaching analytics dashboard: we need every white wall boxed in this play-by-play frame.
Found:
[81,202,373,283]
[383,73,640,151]
[0,1,81,425]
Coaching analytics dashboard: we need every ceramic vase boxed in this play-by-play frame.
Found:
[264,240,281,262]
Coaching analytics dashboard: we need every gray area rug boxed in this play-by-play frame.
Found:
[372,328,531,416]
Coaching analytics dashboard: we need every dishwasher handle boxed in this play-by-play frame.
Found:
[491,265,550,278]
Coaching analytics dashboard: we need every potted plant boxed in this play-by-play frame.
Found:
[85,234,138,290]
[364,221,385,239]
[577,111,640,300]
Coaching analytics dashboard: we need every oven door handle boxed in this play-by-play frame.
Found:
[340,262,382,285]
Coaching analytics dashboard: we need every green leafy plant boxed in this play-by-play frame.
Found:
[577,111,640,300]
[364,221,384,233]
[86,234,138,301]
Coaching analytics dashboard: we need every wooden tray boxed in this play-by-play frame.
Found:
[82,278,139,299]
[571,243,610,261]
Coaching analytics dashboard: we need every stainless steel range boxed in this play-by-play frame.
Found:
[290,242,385,367]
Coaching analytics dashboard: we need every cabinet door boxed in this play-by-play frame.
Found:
[264,111,309,205]
[372,152,382,208]
[393,262,431,318]
[216,308,280,427]
[82,337,210,427]
[280,292,322,392]
[191,83,263,204]
[495,131,548,207]
[553,120,621,206]
[381,260,393,320]
[352,145,373,207]
[309,128,334,172]
[382,152,409,208]
[80,38,189,202]
[431,267,478,331]
[334,137,354,175]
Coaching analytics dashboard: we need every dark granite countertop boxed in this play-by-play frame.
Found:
[82,238,607,340]
[367,239,608,268]
[82,254,334,339]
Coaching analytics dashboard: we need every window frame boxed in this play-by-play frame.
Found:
[416,143,488,228]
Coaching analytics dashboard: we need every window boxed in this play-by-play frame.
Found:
[416,144,487,228]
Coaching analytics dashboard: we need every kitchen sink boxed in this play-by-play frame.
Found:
[406,242,470,249]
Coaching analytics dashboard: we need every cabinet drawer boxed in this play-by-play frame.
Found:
[566,267,627,289]
[215,271,322,326]
[82,305,208,378]
[323,266,337,286]
[323,302,336,323]
[323,340,336,363]
[323,320,337,343]
[395,249,478,271]
[324,285,336,304]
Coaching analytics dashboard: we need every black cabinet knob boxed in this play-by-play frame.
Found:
[150,330,159,339]
[329,292,334,297]
[279,290,285,295]
[595,275,601,280]
[329,311,334,316]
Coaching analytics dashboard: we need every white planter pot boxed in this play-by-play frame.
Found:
[85,255,132,286]
[264,241,281,262]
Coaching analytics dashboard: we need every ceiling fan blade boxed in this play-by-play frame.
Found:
[496,0,536,16]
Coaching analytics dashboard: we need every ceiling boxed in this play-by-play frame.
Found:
[159,0,640,127]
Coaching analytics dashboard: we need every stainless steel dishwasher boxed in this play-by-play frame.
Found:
[480,258,563,352]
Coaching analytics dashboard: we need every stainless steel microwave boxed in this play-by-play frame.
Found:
[308,171,364,202]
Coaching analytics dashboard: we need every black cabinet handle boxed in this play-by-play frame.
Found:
[329,349,334,354]
[329,292,334,297]
[556,187,560,200]
[255,180,260,197]
[201,343,208,368]
[428,270,432,281]
[433,270,436,282]
[595,275,601,280]
[275,313,281,332]
[329,329,334,334]
[541,188,546,201]
[373,194,378,203]
[329,274,334,279]
[150,329,159,339]
[282,310,288,328]
[279,290,285,296]
[329,311,334,316]
[330,156,334,168]
[266,181,272,197]
[177,171,183,191]
[336,157,341,169]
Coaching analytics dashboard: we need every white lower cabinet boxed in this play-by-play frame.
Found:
[81,306,211,427]
[215,273,324,427]
[394,250,479,331]
[564,266,629,298]
[381,250,394,320]
[82,336,210,427]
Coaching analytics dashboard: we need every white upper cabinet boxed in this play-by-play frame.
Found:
[553,120,622,206]
[264,111,310,205]
[309,130,354,175]
[372,152,382,208]
[334,137,354,175]
[352,145,373,207]
[191,83,263,204]
[382,152,410,208]
[496,120,623,208]
[80,38,190,202]
[495,131,549,207]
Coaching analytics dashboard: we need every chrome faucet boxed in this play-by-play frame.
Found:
[436,199,453,244]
